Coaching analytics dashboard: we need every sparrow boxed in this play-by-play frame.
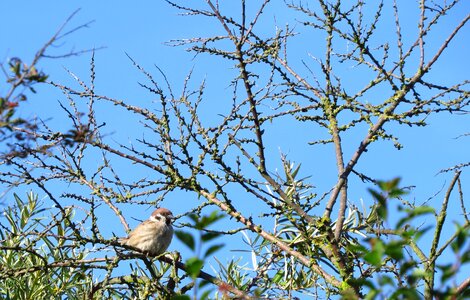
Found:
[120,208,174,256]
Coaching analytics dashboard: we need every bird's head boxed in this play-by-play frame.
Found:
[149,207,174,225]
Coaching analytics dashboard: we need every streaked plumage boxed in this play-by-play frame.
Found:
[120,208,174,256]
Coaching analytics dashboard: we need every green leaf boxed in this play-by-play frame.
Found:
[368,189,387,220]
[400,226,416,239]
[199,279,211,288]
[197,211,225,229]
[5,208,19,234]
[365,289,379,300]
[348,277,375,290]
[396,206,435,229]
[390,287,421,300]
[11,60,21,76]
[461,248,470,263]
[413,225,432,241]
[185,257,204,279]
[368,189,386,204]
[364,239,385,267]
[345,243,367,255]
[57,223,64,237]
[408,268,427,285]
[188,213,199,224]
[272,271,283,284]
[451,222,467,253]
[174,230,195,251]
[20,207,29,229]
[378,178,401,192]
[377,178,407,198]
[5,107,15,120]
[201,231,221,242]
[378,275,394,286]
[437,264,455,283]
[291,163,301,180]
[412,206,435,215]
[204,243,224,258]
[38,75,49,83]
[385,240,405,260]
[200,290,212,300]
[170,295,191,300]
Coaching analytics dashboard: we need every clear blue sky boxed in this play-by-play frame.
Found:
[2,0,469,295]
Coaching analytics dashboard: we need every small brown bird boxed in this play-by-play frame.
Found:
[120,208,174,256]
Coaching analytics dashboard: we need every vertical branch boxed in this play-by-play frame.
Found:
[324,89,405,218]
[324,8,469,217]
[418,0,426,69]
[206,0,314,223]
[393,0,405,80]
[319,1,348,240]
[457,177,468,223]
[425,171,461,299]
[240,0,270,45]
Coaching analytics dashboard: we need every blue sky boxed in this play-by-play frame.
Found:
[2,0,469,296]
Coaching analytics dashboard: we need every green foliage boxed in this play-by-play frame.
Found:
[0,193,92,299]
[185,257,204,279]
[171,295,191,300]
[396,206,435,229]
[174,210,226,297]
[1,57,49,157]
[175,231,196,251]
[363,239,385,267]
[356,179,470,299]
